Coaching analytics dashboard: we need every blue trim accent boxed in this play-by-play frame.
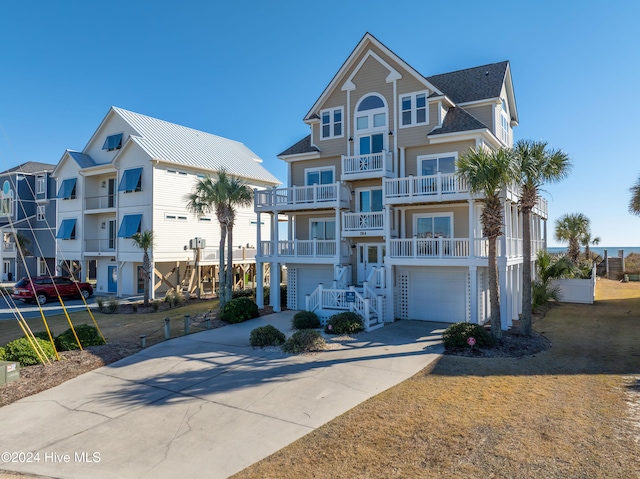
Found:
[118,214,142,238]
[103,133,123,150]
[118,168,142,192]
[56,178,77,199]
[56,219,77,239]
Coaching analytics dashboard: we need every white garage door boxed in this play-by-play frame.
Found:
[408,269,467,322]
[294,265,335,310]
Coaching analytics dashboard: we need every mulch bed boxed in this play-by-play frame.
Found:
[444,329,552,358]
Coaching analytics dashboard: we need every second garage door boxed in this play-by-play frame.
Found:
[407,268,468,322]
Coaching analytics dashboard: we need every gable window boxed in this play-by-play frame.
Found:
[117,214,142,238]
[56,178,77,200]
[103,133,123,151]
[320,107,343,139]
[355,94,387,155]
[56,218,77,240]
[310,219,336,240]
[400,91,428,127]
[500,99,510,144]
[305,167,334,186]
[118,167,143,193]
[37,205,45,221]
[36,175,46,194]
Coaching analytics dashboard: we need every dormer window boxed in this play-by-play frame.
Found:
[103,133,123,151]
[320,107,343,139]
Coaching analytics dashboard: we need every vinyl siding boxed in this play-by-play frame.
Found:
[396,102,439,147]
[84,112,139,166]
[290,157,342,187]
[403,204,469,238]
[404,140,476,176]
[462,104,493,131]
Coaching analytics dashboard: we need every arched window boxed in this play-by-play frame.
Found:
[354,94,388,155]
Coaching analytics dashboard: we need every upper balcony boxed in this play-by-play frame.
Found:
[341,151,396,181]
[259,239,350,263]
[2,241,16,257]
[85,194,116,214]
[384,173,469,205]
[254,183,350,213]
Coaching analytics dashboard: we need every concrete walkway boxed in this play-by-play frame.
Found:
[0,312,445,479]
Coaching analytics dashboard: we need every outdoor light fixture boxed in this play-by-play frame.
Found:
[389,131,393,136]
[348,137,353,142]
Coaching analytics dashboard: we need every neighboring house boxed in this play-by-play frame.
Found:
[0,162,57,282]
[53,107,279,297]
[254,33,547,331]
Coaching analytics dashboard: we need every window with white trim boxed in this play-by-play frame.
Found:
[357,188,383,212]
[500,99,510,144]
[37,205,45,221]
[419,153,457,176]
[414,213,453,238]
[320,107,343,139]
[38,257,48,276]
[165,214,188,221]
[309,218,336,240]
[400,91,428,127]
[36,175,46,194]
[305,167,334,186]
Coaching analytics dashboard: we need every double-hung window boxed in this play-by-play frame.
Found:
[37,205,45,221]
[400,91,428,127]
[320,107,343,139]
[36,175,46,195]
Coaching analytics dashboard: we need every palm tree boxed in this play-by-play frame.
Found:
[185,170,252,306]
[13,232,32,279]
[457,147,515,341]
[186,174,228,305]
[580,232,601,260]
[221,175,253,304]
[131,230,153,307]
[513,140,571,336]
[554,213,589,262]
[630,176,640,216]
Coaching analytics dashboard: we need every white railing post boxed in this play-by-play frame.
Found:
[412,235,417,259]
[409,175,414,201]
[437,171,443,200]
[305,293,310,311]
[318,283,324,309]
[377,295,383,322]
[364,298,370,331]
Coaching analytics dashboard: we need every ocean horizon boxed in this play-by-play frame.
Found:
[547,246,640,257]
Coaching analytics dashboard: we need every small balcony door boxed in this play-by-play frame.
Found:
[107,178,116,208]
[357,243,385,284]
[108,219,117,250]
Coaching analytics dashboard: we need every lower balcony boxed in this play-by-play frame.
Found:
[84,239,116,256]
[259,239,350,262]
[389,237,545,260]
[342,211,384,237]
[2,242,16,257]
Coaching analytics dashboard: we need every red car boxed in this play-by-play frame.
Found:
[12,276,94,305]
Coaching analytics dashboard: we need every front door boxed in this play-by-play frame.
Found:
[107,265,117,293]
[3,260,11,281]
[357,243,385,284]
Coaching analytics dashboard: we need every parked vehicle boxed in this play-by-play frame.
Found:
[11,276,93,305]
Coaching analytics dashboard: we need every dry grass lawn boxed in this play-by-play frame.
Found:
[233,279,640,479]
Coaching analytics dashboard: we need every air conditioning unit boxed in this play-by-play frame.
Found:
[189,237,206,250]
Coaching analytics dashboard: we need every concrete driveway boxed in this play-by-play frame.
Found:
[0,312,445,479]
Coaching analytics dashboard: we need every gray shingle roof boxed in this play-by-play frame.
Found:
[426,61,509,104]
[113,107,280,185]
[278,135,319,157]
[428,107,489,136]
[0,161,56,175]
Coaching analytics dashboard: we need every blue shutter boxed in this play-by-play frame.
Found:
[56,178,77,199]
[103,133,123,150]
[118,214,142,238]
[118,168,143,192]
[56,219,77,239]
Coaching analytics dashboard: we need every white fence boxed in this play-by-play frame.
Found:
[550,267,597,304]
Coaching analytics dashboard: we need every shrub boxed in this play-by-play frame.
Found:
[152,300,160,312]
[625,253,640,274]
[132,303,138,313]
[292,311,321,330]
[96,296,106,313]
[220,297,260,324]
[0,347,5,361]
[263,285,288,307]
[4,337,56,366]
[107,297,119,314]
[33,331,52,341]
[232,288,254,299]
[532,279,561,313]
[249,325,286,348]
[55,324,106,351]
[324,312,364,335]
[282,329,326,354]
[442,322,495,349]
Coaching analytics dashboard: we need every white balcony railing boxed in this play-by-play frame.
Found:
[2,242,15,252]
[384,173,469,202]
[341,151,394,178]
[260,239,348,259]
[254,183,350,211]
[85,239,116,253]
[85,195,116,210]
[389,237,470,259]
[342,211,384,232]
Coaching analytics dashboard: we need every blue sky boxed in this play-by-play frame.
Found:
[1,0,639,247]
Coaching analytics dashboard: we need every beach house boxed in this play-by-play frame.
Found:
[53,107,279,298]
[254,33,547,330]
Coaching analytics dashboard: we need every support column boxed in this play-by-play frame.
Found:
[498,257,509,330]
[256,211,264,308]
[468,199,475,258]
[270,211,281,311]
[469,266,478,324]
[385,265,393,322]
[335,182,341,261]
